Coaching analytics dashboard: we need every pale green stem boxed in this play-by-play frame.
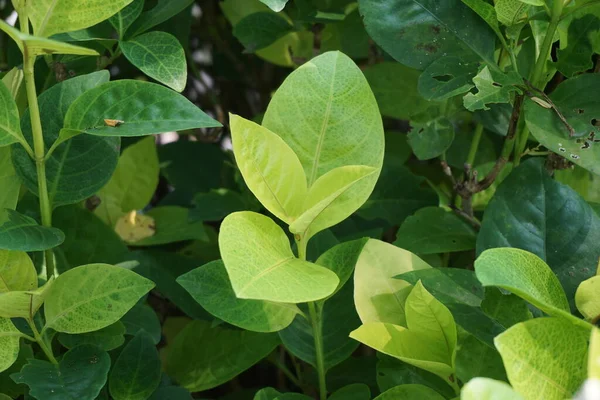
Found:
[26,318,57,364]
[466,124,484,167]
[308,302,327,400]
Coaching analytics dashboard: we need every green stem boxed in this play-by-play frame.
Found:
[466,124,483,167]
[308,302,327,400]
[268,353,304,389]
[26,319,57,364]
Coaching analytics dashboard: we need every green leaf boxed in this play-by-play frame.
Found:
[10,344,110,400]
[477,158,600,303]
[590,328,600,380]
[120,303,161,344]
[219,211,339,303]
[576,275,600,321]
[164,320,279,392]
[354,239,431,326]
[148,386,193,400]
[229,114,307,224]
[58,322,126,351]
[395,207,477,254]
[314,238,368,298]
[178,260,300,333]
[351,282,457,389]
[329,384,370,400]
[109,0,144,38]
[480,288,532,328]
[26,0,133,37]
[260,0,289,12]
[524,74,600,175]
[0,278,53,318]
[0,250,36,292]
[463,66,522,111]
[494,318,589,400]
[254,387,282,400]
[127,206,208,246]
[461,0,502,36]
[233,12,294,53]
[12,71,118,207]
[418,57,478,101]
[455,334,507,383]
[556,15,600,77]
[374,384,446,400]
[44,263,155,333]
[407,118,455,160]
[190,189,248,222]
[95,136,158,226]
[109,331,161,400]
[60,80,221,138]
[0,209,65,251]
[0,70,24,147]
[127,0,194,38]
[495,0,530,26]
[121,31,187,92]
[0,148,20,212]
[461,378,524,400]
[0,343,33,398]
[357,0,497,69]
[363,62,430,119]
[0,318,21,373]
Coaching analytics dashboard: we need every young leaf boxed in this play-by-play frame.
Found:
[575,276,600,321]
[12,71,118,207]
[407,117,455,160]
[374,384,446,400]
[0,318,21,373]
[121,31,188,92]
[461,378,524,400]
[357,0,497,69]
[164,320,279,392]
[219,211,339,303]
[0,72,24,147]
[44,263,155,334]
[58,322,126,351]
[556,15,600,77]
[495,0,530,26]
[10,344,110,400]
[0,209,65,252]
[229,114,307,224]
[233,12,294,53]
[0,148,20,211]
[494,318,589,400]
[109,331,161,400]
[60,80,221,138]
[0,278,53,318]
[354,239,431,326]
[418,57,478,101]
[463,66,522,111]
[127,0,194,38]
[0,250,36,293]
[350,282,457,389]
[178,260,300,333]
[109,0,144,38]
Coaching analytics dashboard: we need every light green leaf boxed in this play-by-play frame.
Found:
[220,211,338,303]
[408,117,455,160]
[27,0,132,37]
[121,31,187,92]
[178,260,300,333]
[418,57,478,101]
[463,66,522,111]
[127,0,193,38]
[12,71,118,207]
[576,276,600,321]
[262,51,384,228]
[229,114,306,224]
[590,328,600,379]
[0,318,21,373]
[95,136,158,226]
[461,378,524,400]
[556,15,600,77]
[363,62,430,119]
[109,331,161,400]
[524,74,600,175]
[44,263,154,334]
[127,206,208,246]
[495,318,589,400]
[10,344,110,400]
[109,0,144,38]
[233,12,294,53]
[60,80,221,138]
[350,282,457,388]
[58,321,126,351]
[495,0,530,26]
[0,278,53,318]
[354,239,431,326]
[329,384,370,400]
[357,0,497,69]
[0,69,24,147]
[0,250,36,292]
[0,209,65,251]
[0,148,20,211]
[260,0,289,12]
[395,207,477,254]
[164,320,279,392]
[375,384,446,400]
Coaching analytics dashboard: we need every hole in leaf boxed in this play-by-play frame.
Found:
[492,82,502,88]
[433,74,453,82]
[576,108,585,114]
[592,118,598,126]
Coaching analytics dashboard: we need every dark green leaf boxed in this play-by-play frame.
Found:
[445,303,505,347]
[149,386,192,400]
[127,0,194,38]
[556,15,600,77]
[328,384,370,400]
[480,287,532,328]
[418,57,478,101]
[190,189,248,222]
[128,206,208,246]
[121,303,162,345]
[233,12,294,53]
[455,333,507,383]
[0,209,65,251]
[407,118,455,160]
[58,322,126,351]
[0,344,33,398]
[109,0,144,38]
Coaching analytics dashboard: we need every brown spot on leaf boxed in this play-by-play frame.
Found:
[431,25,441,34]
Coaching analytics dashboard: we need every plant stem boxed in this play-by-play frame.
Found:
[466,124,483,167]
[308,302,327,400]
[267,353,304,389]
[26,318,57,364]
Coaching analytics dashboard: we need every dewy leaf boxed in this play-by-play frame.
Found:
[164,320,279,392]
[58,322,126,351]
[61,80,221,138]
[495,318,589,400]
[178,260,300,333]
[27,0,133,37]
[0,318,21,373]
[109,0,144,38]
[121,31,187,92]
[374,384,446,400]
[477,158,600,303]
[219,211,339,303]
[354,239,431,326]
[408,117,455,160]
[0,209,65,252]
[262,51,384,215]
[260,0,289,12]
[0,278,53,318]
[461,378,524,400]
[395,207,477,254]
[495,0,530,26]
[233,12,294,53]
[12,71,118,207]
[229,114,307,224]
[109,331,161,400]
[357,0,497,70]
[525,74,600,175]
[556,15,600,77]
[463,66,522,111]
[0,72,24,147]
[127,0,194,38]
[576,276,600,321]
[0,250,36,293]
[44,263,155,334]
[350,282,457,388]
[418,57,478,101]
[10,344,110,400]
[0,148,20,211]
